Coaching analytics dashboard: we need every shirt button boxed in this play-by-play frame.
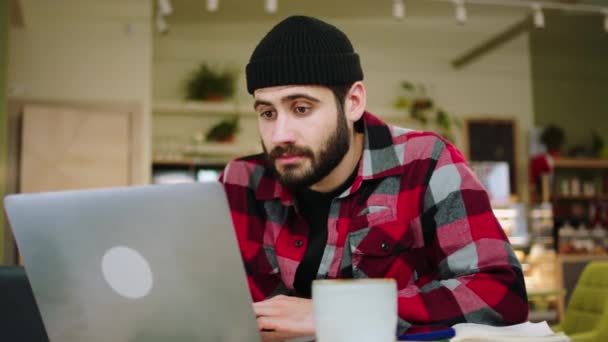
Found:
[294,239,304,248]
[381,242,390,252]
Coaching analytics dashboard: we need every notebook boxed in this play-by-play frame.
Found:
[4,182,261,342]
[450,321,570,342]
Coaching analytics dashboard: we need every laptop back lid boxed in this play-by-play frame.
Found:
[5,182,260,342]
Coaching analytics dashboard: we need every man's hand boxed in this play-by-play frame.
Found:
[253,295,315,342]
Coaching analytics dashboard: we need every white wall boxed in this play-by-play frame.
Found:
[8,0,153,183]
[153,6,534,200]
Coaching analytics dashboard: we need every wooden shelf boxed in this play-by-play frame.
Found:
[551,194,608,201]
[553,158,608,169]
[181,143,260,156]
[153,157,231,167]
[153,143,262,167]
[556,254,608,263]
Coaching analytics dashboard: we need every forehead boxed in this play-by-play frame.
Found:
[253,85,332,102]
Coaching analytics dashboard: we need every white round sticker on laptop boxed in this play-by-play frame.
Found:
[101,246,153,299]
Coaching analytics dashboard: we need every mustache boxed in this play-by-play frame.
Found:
[267,144,314,161]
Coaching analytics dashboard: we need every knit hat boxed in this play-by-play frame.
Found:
[246,16,364,94]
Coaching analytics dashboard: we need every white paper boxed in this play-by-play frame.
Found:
[450,321,570,342]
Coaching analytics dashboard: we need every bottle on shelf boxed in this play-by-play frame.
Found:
[574,223,593,253]
[589,203,598,224]
[570,178,581,197]
[559,178,570,197]
[558,221,576,254]
[583,181,596,197]
[590,222,607,254]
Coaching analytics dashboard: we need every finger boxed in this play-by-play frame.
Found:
[260,330,292,342]
[257,316,312,335]
[254,295,289,308]
[253,302,281,317]
[253,295,299,316]
[257,315,285,331]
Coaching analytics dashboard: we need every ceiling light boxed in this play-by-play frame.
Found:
[393,0,405,20]
[532,3,545,28]
[453,0,467,24]
[265,0,278,14]
[206,0,219,12]
[155,14,169,34]
[158,0,173,16]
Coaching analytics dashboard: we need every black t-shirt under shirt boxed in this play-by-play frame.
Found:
[293,168,358,298]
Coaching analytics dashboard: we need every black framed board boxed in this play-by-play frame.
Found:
[465,118,518,196]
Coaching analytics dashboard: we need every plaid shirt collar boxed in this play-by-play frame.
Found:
[254,111,404,205]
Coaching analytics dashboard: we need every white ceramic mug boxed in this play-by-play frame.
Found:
[312,278,398,342]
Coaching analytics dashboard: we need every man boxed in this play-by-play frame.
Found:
[220,15,528,342]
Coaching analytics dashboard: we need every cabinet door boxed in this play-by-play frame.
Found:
[20,104,131,192]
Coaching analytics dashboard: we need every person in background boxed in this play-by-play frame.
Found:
[220,15,528,342]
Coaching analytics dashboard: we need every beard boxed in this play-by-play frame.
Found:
[263,111,351,189]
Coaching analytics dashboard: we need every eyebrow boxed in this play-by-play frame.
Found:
[253,100,272,110]
[253,93,321,110]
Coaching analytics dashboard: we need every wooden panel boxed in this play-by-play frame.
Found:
[553,158,608,169]
[20,104,130,192]
[1,0,8,264]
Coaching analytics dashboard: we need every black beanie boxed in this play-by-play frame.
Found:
[246,16,364,94]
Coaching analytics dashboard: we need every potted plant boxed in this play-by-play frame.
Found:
[185,63,237,101]
[394,81,460,143]
[205,116,240,143]
[540,124,566,157]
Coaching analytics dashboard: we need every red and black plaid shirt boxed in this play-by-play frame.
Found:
[220,112,528,332]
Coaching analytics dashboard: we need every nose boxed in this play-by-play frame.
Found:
[270,113,296,146]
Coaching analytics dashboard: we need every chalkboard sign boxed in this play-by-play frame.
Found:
[465,118,517,196]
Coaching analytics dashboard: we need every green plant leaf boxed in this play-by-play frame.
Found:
[401,81,415,90]
[185,63,237,101]
[205,116,240,142]
[436,110,450,129]
[394,97,410,109]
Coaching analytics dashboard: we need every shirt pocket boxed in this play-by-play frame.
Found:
[350,204,396,231]
[347,225,403,279]
[347,220,427,282]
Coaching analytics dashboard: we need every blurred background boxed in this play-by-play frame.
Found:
[1,0,608,327]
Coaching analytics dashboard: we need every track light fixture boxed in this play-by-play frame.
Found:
[206,0,219,12]
[265,0,278,14]
[185,0,608,34]
[431,0,607,31]
[453,0,467,24]
[155,13,169,34]
[532,3,545,29]
[158,0,173,16]
[393,0,405,20]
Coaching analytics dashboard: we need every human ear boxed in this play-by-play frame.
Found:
[344,81,366,123]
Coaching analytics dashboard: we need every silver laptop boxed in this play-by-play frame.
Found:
[4,182,261,342]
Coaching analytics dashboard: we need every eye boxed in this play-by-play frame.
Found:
[294,106,310,115]
[259,110,276,120]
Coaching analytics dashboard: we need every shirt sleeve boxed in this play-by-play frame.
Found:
[395,137,528,333]
[219,162,286,302]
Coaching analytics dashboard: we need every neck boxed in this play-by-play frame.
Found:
[309,131,364,193]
